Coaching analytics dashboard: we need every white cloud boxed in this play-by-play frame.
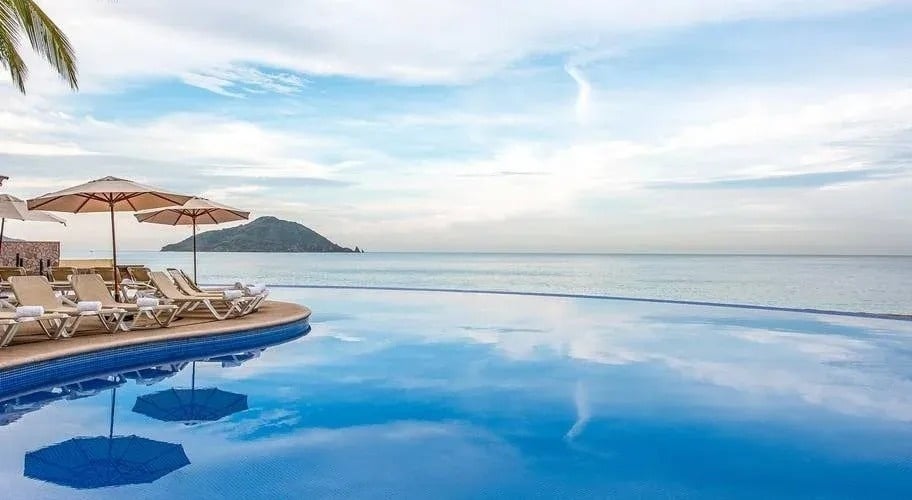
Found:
[565,64,592,125]
[0,1,909,252]
[181,66,309,97]
[3,0,896,94]
[4,80,911,252]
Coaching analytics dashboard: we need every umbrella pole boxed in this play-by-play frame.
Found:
[192,217,197,284]
[109,387,117,439]
[110,203,120,301]
[191,362,196,412]
[0,217,5,260]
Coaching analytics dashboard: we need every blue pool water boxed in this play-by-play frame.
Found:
[1,288,911,498]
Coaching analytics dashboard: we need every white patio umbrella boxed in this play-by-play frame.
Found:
[27,176,193,298]
[0,194,67,257]
[135,197,249,282]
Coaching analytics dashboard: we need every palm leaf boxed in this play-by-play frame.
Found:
[0,0,27,92]
[5,0,77,91]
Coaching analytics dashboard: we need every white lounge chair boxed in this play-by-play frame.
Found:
[71,274,178,330]
[149,272,251,320]
[9,276,127,336]
[0,310,69,347]
[167,269,266,314]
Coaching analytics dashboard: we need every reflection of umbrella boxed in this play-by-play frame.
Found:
[132,362,247,425]
[0,194,66,257]
[25,435,190,489]
[24,388,190,489]
[27,176,192,299]
[135,197,249,283]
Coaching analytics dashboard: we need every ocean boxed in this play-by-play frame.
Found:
[105,252,912,315]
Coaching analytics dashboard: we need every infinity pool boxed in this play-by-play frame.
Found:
[1,288,911,499]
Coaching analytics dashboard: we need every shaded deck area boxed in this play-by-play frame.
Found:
[0,300,310,370]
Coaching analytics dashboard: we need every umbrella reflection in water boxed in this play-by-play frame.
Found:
[24,387,190,489]
[132,362,248,425]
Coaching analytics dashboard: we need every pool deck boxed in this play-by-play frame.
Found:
[0,300,311,371]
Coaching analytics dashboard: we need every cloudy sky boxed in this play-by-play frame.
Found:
[2,0,911,253]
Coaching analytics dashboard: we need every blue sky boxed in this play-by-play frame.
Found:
[1,0,911,253]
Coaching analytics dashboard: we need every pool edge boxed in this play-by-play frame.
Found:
[0,314,310,398]
[0,300,311,373]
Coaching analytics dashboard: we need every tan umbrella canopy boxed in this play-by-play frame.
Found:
[27,176,193,297]
[0,194,67,256]
[135,197,249,282]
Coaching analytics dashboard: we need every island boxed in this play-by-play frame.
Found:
[161,216,362,253]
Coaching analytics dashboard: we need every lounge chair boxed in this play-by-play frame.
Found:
[166,269,266,314]
[9,276,127,335]
[48,267,77,283]
[167,268,268,313]
[0,310,69,347]
[92,267,116,282]
[165,268,236,294]
[149,272,251,320]
[127,266,155,287]
[0,267,26,282]
[71,274,178,330]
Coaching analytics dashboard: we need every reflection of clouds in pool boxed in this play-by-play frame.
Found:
[177,421,525,499]
[655,354,912,421]
[213,289,912,422]
[727,328,871,361]
[307,312,356,324]
[565,381,591,441]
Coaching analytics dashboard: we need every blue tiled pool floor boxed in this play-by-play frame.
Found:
[1,288,910,499]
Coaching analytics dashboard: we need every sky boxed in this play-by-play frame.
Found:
[1,0,911,254]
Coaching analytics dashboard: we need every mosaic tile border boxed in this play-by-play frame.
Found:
[0,318,310,399]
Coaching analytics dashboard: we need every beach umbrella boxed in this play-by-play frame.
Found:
[24,388,190,489]
[0,194,66,257]
[132,362,248,425]
[134,197,249,283]
[27,176,193,299]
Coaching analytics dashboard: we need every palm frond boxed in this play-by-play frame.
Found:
[0,1,28,92]
[6,0,77,91]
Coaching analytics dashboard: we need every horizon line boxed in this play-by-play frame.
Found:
[62,250,912,258]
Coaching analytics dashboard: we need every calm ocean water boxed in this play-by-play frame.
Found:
[104,252,912,315]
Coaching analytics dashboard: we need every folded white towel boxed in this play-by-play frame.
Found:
[76,301,102,313]
[245,285,265,295]
[15,306,44,318]
[223,289,243,300]
[136,297,160,308]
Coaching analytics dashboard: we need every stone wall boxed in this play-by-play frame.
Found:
[0,241,60,273]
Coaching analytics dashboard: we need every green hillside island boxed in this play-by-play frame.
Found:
[161,216,362,253]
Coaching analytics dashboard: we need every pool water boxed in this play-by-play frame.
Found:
[1,288,911,499]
